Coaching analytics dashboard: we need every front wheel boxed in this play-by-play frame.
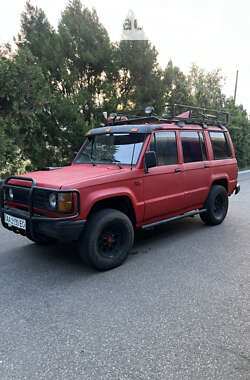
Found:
[200,185,228,226]
[77,209,134,270]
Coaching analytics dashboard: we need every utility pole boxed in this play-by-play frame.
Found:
[234,70,239,105]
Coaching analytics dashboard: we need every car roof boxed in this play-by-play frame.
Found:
[86,123,228,136]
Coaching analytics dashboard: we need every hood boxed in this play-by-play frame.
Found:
[22,164,126,189]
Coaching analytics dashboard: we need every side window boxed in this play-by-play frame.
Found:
[209,132,232,160]
[180,131,207,163]
[148,132,178,166]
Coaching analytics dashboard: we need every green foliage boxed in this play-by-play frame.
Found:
[188,63,226,108]
[0,0,249,177]
[117,40,165,113]
[226,99,250,168]
[17,1,60,83]
[0,45,53,174]
[163,60,191,106]
[58,0,112,91]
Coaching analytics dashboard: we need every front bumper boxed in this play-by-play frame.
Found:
[37,218,86,241]
[1,207,86,241]
[1,176,85,242]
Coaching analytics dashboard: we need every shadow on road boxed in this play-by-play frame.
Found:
[1,215,208,280]
[133,215,206,249]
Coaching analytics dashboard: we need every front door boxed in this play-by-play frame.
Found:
[143,131,185,222]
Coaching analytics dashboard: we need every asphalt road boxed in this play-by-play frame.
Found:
[0,173,250,380]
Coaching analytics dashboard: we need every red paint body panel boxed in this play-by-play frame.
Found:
[19,164,122,189]
[182,161,211,208]
[143,164,185,220]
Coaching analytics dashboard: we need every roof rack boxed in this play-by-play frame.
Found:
[105,104,229,129]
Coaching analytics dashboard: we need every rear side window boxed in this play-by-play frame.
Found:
[149,132,178,166]
[209,132,232,160]
[180,131,207,163]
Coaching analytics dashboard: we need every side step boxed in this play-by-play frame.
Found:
[142,209,207,230]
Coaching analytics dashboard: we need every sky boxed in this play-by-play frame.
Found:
[0,0,249,114]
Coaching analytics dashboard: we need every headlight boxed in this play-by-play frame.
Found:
[38,191,73,212]
[58,193,73,213]
[49,193,57,209]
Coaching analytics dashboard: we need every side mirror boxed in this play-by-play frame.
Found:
[73,151,78,158]
[145,151,157,172]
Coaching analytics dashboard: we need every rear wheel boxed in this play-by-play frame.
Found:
[200,185,228,225]
[77,209,134,270]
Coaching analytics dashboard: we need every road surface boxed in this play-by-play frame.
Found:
[0,173,250,379]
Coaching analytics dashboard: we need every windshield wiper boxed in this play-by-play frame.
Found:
[100,157,123,169]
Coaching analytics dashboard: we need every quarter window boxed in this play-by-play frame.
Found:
[209,132,232,159]
[148,132,178,166]
[180,131,207,163]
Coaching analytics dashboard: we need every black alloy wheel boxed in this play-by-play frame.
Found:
[200,185,228,226]
[77,208,134,270]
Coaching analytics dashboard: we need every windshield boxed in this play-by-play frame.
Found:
[74,133,146,165]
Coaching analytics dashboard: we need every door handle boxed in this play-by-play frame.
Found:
[204,165,210,168]
[175,168,181,173]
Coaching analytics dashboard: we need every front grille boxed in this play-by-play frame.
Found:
[5,186,49,210]
[5,186,30,205]
[33,189,49,209]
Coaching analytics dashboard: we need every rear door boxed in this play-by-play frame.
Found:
[143,131,185,221]
[180,130,211,209]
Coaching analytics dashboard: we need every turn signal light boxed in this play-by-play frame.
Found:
[58,193,73,213]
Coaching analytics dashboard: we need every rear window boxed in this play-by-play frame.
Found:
[209,132,232,160]
[180,131,207,163]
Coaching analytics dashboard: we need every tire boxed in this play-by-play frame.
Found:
[77,209,134,271]
[200,185,228,226]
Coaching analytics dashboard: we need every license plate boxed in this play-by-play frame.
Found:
[4,213,26,230]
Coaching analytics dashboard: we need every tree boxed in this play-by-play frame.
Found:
[0,46,25,176]
[11,0,116,171]
[117,40,165,113]
[162,60,191,107]
[226,99,250,168]
[0,45,56,175]
[17,1,61,84]
[188,63,226,109]
[1,1,249,176]
[57,0,115,114]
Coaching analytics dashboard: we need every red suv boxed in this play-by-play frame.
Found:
[1,105,240,270]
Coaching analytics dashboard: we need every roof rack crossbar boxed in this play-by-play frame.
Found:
[104,104,229,128]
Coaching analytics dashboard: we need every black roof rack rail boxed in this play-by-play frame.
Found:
[164,104,229,128]
[104,104,229,129]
